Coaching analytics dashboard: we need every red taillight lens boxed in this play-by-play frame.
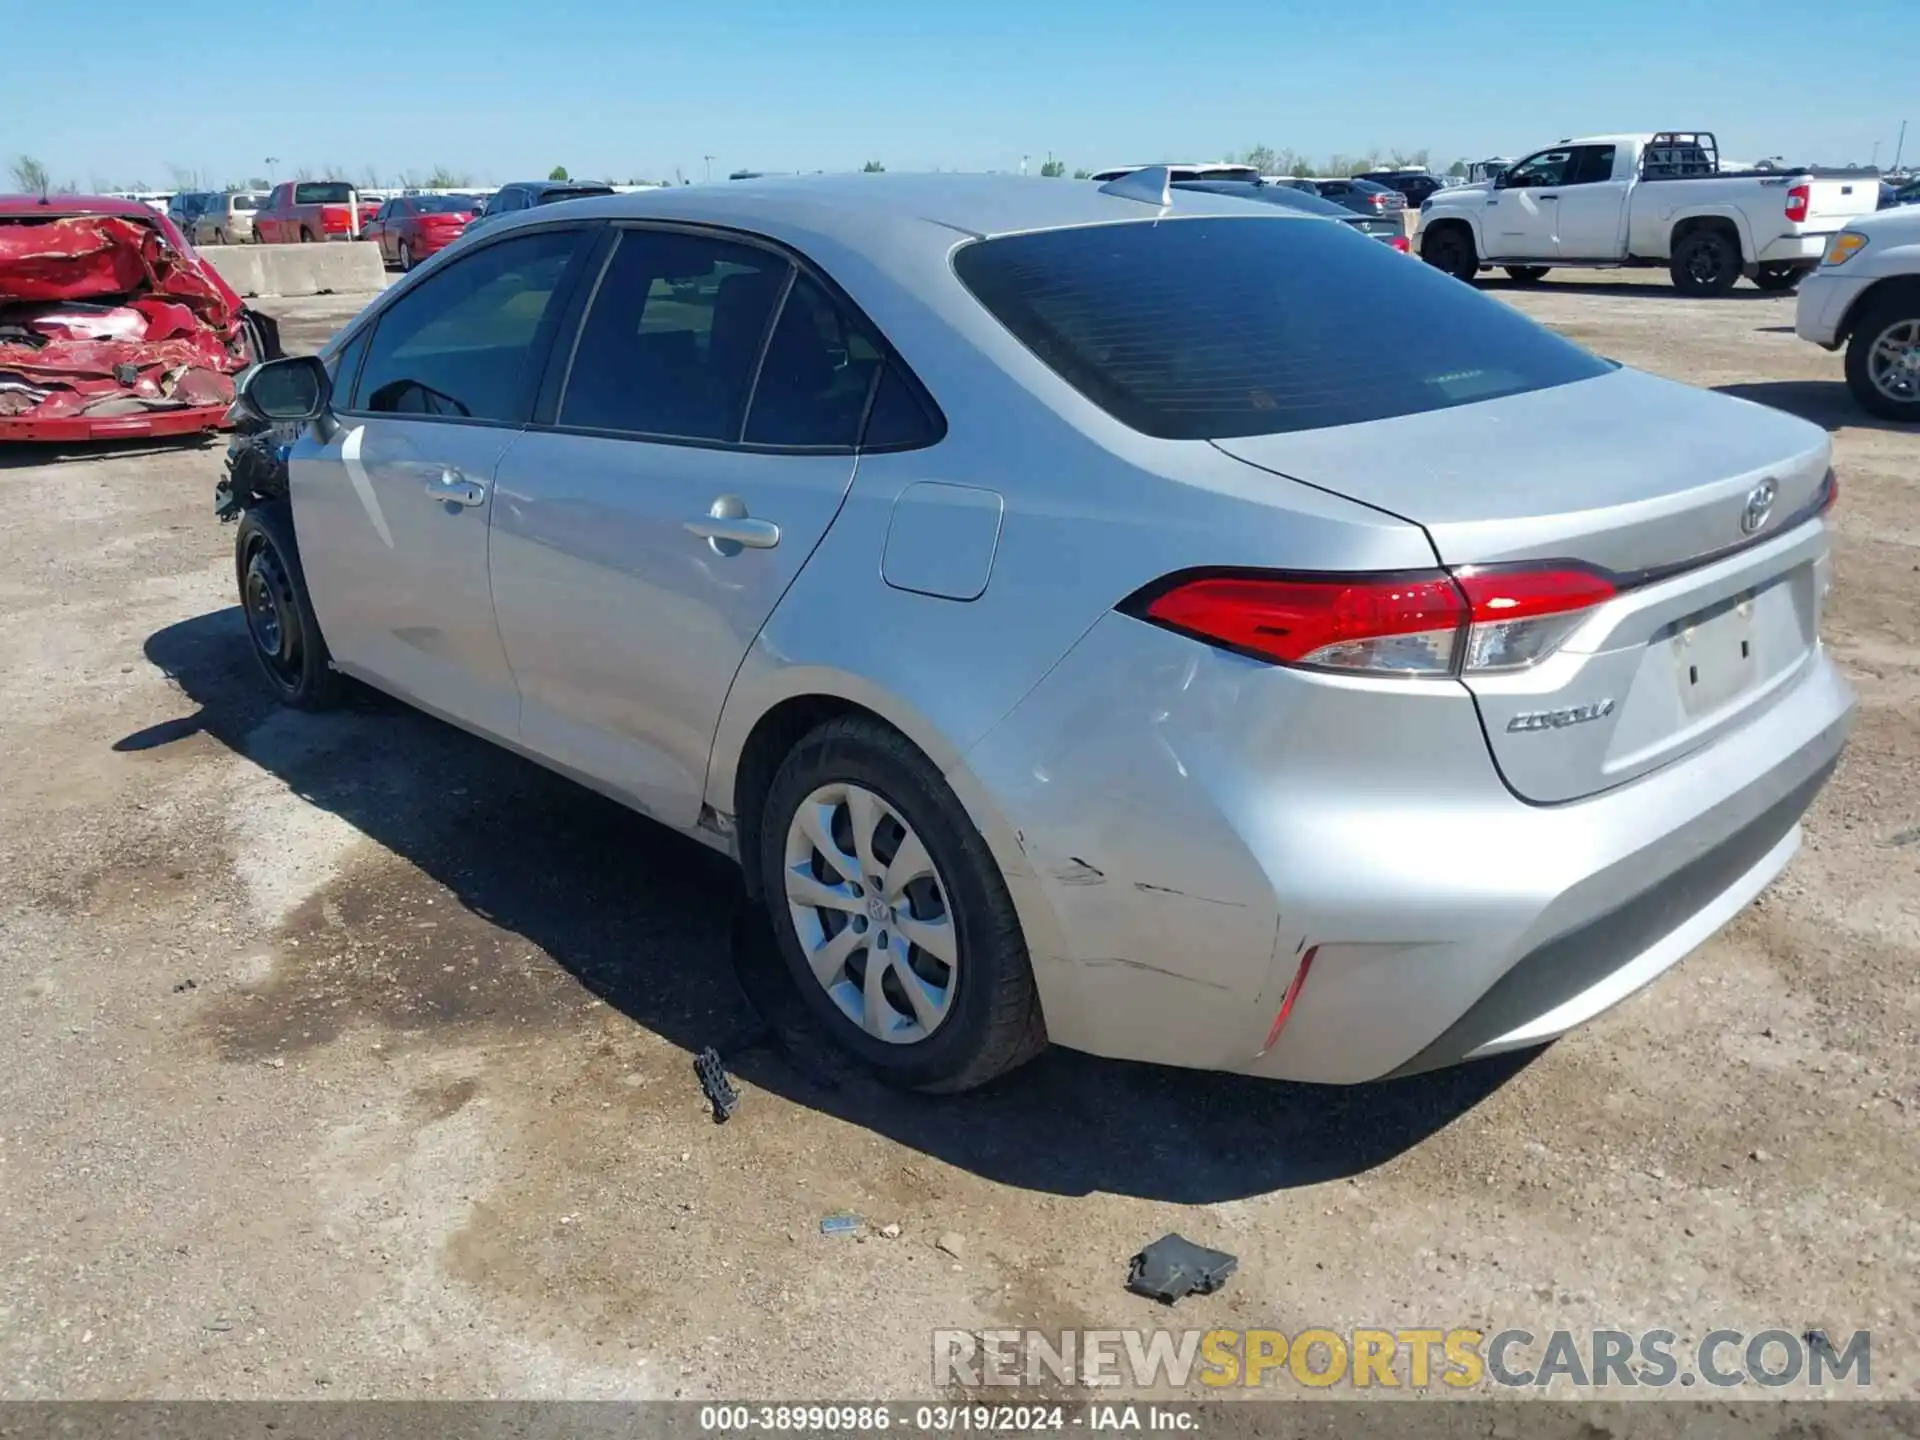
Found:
[1390,235,1411,253]
[1264,946,1318,1050]
[1819,467,1839,513]
[1453,566,1616,671]
[1129,564,1616,677]
[1140,571,1467,674]
[1785,184,1810,224]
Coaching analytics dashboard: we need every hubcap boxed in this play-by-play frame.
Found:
[1867,319,1920,404]
[243,544,302,686]
[783,782,957,1045]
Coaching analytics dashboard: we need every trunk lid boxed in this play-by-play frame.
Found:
[1213,367,1834,801]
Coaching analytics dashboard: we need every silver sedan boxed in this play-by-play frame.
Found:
[226,172,1853,1090]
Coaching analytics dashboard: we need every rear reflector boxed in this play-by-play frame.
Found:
[1264,947,1318,1050]
[1127,564,1617,678]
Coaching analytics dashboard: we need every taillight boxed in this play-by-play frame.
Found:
[1785,184,1810,224]
[1125,564,1616,678]
[1818,467,1839,513]
[1390,235,1411,253]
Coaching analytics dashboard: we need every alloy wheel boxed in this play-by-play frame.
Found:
[783,782,958,1044]
[1867,319,1920,405]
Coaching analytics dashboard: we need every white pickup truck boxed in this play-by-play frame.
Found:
[1415,132,1881,295]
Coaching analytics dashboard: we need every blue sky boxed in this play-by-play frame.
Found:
[8,0,1914,188]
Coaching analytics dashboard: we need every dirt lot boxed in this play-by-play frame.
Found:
[1,277,1915,1402]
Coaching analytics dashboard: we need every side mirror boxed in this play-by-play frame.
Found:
[239,354,331,423]
[1492,171,1512,190]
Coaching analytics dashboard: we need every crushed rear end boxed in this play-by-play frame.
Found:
[0,205,264,441]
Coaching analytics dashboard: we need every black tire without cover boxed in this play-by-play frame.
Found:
[234,502,345,711]
[1421,224,1479,283]
[1504,266,1550,284]
[1670,227,1742,296]
[1752,264,1802,293]
[757,715,1046,1092]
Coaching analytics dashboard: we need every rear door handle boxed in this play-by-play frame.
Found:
[687,494,780,554]
[1538,193,1560,200]
[424,469,486,508]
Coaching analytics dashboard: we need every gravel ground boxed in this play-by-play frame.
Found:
[0,274,1914,1403]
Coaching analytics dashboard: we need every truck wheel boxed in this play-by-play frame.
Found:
[1751,264,1802,292]
[1670,229,1741,296]
[757,715,1046,1093]
[399,241,415,272]
[1504,266,1550,284]
[234,503,345,711]
[1844,299,1920,423]
[1421,225,1479,283]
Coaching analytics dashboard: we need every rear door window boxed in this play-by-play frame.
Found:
[558,228,790,441]
[743,273,884,448]
[1569,146,1619,185]
[352,227,586,421]
[952,216,1612,441]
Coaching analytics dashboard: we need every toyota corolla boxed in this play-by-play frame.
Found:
[223,172,1852,1091]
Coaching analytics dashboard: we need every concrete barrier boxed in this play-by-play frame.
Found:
[198,242,389,298]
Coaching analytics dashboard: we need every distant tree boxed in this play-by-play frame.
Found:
[1387,147,1431,170]
[1040,156,1066,178]
[11,155,51,194]
[1446,158,1468,177]
[358,165,383,190]
[427,165,470,188]
[293,165,315,182]
[862,159,886,172]
[246,175,271,190]
[1240,144,1278,173]
[548,165,570,181]
[1072,168,1093,180]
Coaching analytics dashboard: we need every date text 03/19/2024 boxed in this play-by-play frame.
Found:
[697,1404,1195,1432]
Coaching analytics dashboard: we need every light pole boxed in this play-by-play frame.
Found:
[703,155,714,183]
[264,157,280,183]
[1895,120,1909,173]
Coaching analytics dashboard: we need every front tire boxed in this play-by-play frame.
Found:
[1421,224,1479,282]
[1670,228,1742,296]
[757,716,1045,1092]
[399,240,414,272]
[234,503,344,710]
[1845,299,1920,422]
[1752,263,1803,292]
[1504,266,1550,284]
[298,227,315,244]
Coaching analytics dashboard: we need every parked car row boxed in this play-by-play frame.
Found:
[219,170,1853,1095]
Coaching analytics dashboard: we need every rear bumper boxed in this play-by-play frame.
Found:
[1795,268,1876,348]
[1755,233,1834,266]
[0,404,229,442]
[958,613,1854,1084]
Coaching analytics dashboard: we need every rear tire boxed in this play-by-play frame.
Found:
[1421,224,1479,282]
[1844,297,1920,423]
[298,227,315,244]
[757,715,1046,1092]
[1504,266,1550,284]
[399,240,414,273]
[1752,263,1803,293]
[234,503,344,711]
[1670,228,1742,296]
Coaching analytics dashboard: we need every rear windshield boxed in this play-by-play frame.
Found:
[231,194,260,211]
[415,196,474,213]
[537,185,615,204]
[951,217,1612,440]
[293,182,355,204]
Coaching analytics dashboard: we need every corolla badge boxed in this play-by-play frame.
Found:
[1507,699,1616,733]
[1741,479,1778,535]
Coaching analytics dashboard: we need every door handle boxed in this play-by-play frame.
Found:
[1538,193,1560,200]
[686,494,780,555]
[424,469,486,508]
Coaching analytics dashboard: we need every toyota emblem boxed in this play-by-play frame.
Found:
[1741,479,1777,535]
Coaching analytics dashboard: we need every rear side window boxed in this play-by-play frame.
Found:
[353,228,582,421]
[953,217,1612,441]
[560,228,789,441]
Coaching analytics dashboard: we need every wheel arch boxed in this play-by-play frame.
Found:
[1837,273,1920,345]
[1669,209,1753,264]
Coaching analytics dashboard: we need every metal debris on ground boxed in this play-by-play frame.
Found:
[1126,1233,1238,1305]
[694,1046,740,1123]
[820,1214,861,1236]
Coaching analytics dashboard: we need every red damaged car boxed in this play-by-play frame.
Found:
[0,194,273,442]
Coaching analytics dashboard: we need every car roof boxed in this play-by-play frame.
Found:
[0,193,172,218]
[503,172,1307,248]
